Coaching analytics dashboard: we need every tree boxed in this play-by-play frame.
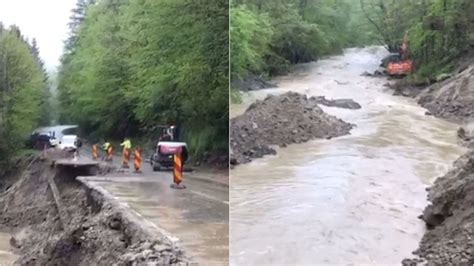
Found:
[57,0,229,156]
[361,0,474,78]
[65,0,95,52]
[230,0,378,81]
[29,38,51,126]
[0,26,48,168]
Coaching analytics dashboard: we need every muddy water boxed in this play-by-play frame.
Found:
[0,232,17,265]
[230,47,467,265]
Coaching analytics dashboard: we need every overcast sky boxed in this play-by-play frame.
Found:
[0,0,77,71]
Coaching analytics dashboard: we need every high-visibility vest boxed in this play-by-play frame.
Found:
[103,142,111,151]
[121,139,131,149]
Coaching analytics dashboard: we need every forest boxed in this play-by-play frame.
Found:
[57,0,229,157]
[231,0,474,99]
[360,0,474,81]
[1,0,473,166]
[230,0,377,97]
[0,24,50,170]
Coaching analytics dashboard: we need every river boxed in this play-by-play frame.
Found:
[230,47,467,265]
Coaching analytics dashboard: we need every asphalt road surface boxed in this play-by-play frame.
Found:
[79,147,229,265]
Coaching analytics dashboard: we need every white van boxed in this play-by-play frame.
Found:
[58,135,79,151]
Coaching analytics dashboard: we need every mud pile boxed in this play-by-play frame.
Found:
[417,65,474,122]
[0,151,186,265]
[397,62,474,265]
[392,64,474,123]
[230,92,353,164]
[402,151,474,265]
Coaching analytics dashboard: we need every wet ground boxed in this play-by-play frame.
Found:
[0,232,17,265]
[81,159,229,265]
[230,47,467,265]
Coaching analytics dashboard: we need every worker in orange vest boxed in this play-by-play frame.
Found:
[120,138,132,168]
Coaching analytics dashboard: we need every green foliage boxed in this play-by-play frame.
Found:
[230,6,272,80]
[231,0,379,82]
[57,0,229,156]
[0,24,49,166]
[363,0,474,79]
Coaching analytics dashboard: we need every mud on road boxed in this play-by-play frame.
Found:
[0,151,187,265]
[230,91,353,164]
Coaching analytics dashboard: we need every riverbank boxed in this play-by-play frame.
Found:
[231,74,277,92]
[405,150,474,265]
[390,63,474,124]
[392,62,474,264]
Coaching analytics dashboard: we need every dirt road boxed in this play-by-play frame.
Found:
[230,47,467,265]
[80,148,229,265]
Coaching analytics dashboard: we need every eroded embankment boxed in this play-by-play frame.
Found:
[230,91,353,164]
[396,64,474,264]
[391,64,474,124]
[0,151,187,265]
[403,150,474,265]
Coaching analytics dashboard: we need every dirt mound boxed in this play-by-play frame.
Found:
[403,151,474,265]
[416,65,474,123]
[230,92,353,164]
[0,151,187,265]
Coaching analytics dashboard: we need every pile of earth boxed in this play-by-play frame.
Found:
[230,92,354,164]
[403,150,474,265]
[397,59,474,265]
[0,151,187,265]
[417,65,474,123]
[391,64,474,123]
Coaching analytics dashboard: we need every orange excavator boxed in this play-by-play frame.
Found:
[386,32,414,76]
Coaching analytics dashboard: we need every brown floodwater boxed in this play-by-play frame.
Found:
[230,47,467,265]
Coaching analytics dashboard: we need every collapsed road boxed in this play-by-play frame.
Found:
[0,146,229,265]
[230,46,468,265]
[80,146,230,265]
